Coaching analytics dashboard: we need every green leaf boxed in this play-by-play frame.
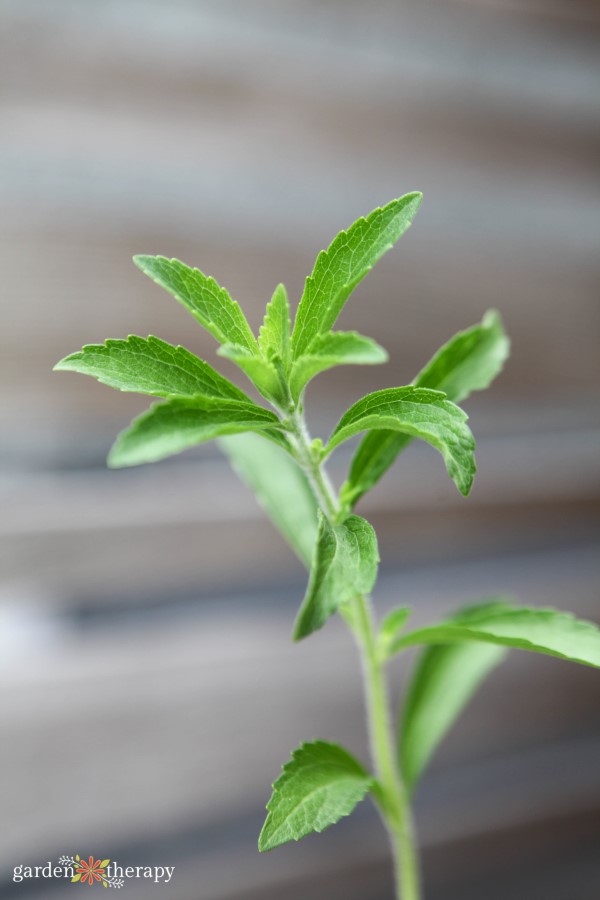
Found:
[54,335,249,400]
[377,606,411,659]
[389,604,600,669]
[414,309,510,403]
[71,874,82,883]
[290,331,388,401]
[100,859,110,868]
[291,193,422,359]
[293,514,379,640]
[399,600,510,791]
[258,740,373,852]
[259,283,291,367]
[341,432,412,509]
[107,396,282,468]
[343,310,509,506]
[133,255,258,353]
[326,386,476,497]
[218,343,285,405]
[219,432,318,567]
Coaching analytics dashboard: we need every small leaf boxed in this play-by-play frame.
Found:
[75,855,80,862]
[378,606,411,658]
[103,882,108,888]
[399,600,510,791]
[133,255,257,353]
[218,343,285,405]
[343,310,509,506]
[389,604,600,669]
[326,386,476,497]
[290,331,388,400]
[71,874,82,883]
[54,335,249,400]
[100,859,110,867]
[291,193,422,358]
[258,740,373,852]
[259,283,291,367]
[108,396,283,468]
[293,514,379,640]
[219,432,318,567]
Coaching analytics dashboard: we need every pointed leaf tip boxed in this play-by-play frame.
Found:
[53,336,251,401]
[259,283,291,367]
[132,255,257,352]
[258,740,373,852]
[292,193,423,358]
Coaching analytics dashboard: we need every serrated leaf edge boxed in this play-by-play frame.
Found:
[133,255,258,353]
[291,193,422,358]
[258,740,373,852]
[54,334,250,400]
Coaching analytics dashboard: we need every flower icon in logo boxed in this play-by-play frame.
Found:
[73,856,109,886]
[59,853,123,888]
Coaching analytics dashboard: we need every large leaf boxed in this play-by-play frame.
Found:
[219,432,318,567]
[107,397,282,468]
[326,386,476,497]
[343,310,509,506]
[259,283,291,367]
[388,605,600,669]
[289,331,388,401]
[133,256,258,353]
[258,740,373,852]
[54,335,248,400]
[293,514,379,640]
[291,194,422,358]
[399,600,510,791]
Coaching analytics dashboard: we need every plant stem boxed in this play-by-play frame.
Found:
[287,408,339,522]
[287,408,421,900]
[353,594,421,900]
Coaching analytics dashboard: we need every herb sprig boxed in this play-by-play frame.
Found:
[56,194,600,899]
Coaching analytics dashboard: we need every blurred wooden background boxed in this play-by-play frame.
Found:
[1,1,599,897]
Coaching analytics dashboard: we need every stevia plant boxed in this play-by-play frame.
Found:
[55,194,600,899]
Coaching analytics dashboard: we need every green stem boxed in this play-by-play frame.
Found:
[353,595,421,900]
[287,408,339,522]
[287,409,421,900]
